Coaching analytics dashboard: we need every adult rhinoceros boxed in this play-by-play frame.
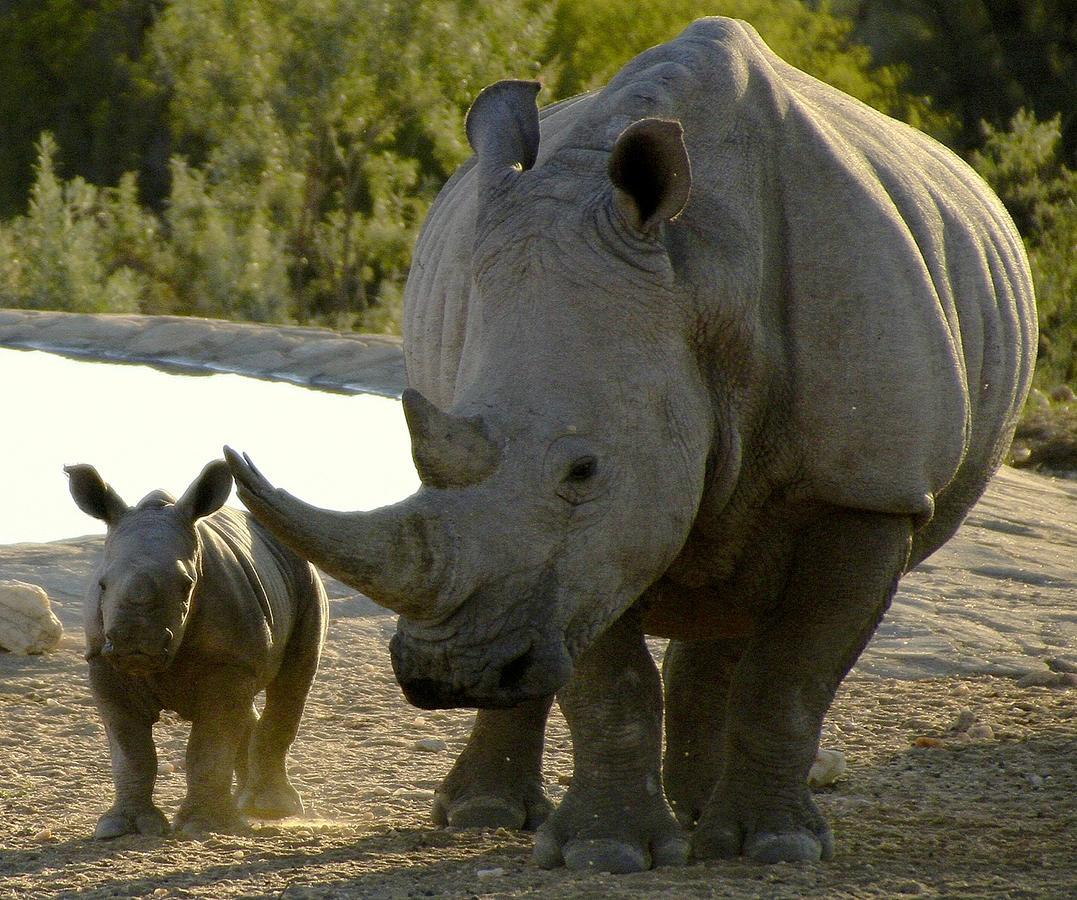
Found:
[227,17,1036,872]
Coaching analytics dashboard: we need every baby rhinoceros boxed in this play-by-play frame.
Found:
[65,459,328,839]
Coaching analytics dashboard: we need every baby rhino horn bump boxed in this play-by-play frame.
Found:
[402,389,501,489]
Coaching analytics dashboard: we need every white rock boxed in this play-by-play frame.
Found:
[808,748,846,788]
[0,581,63,655]
[414,738,447,752]
[477,867,505,879]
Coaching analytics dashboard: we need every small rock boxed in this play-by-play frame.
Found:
[232,850,244,860]
[0,581,64,654]
[1009,444,1032,464]
[158,761,176,775]
[413,738,447,753]
[1017,671,1073,688]
[33,827,53,841]
[152,889,170,898]
[949,707,976,733]
[966,723,994,740]
[1027,773,1044,788]
[808,748,846,788]
[1049,384,1075,403]
[477,867,505,880]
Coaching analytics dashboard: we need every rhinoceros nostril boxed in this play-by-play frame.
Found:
[498,647,533,691]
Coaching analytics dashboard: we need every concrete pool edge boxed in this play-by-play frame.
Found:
[0,309,406,397]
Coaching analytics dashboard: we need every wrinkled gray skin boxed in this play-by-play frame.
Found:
[226,17,1036,873]
[66,460,327,839]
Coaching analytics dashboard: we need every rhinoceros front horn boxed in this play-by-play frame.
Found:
[223,447,451,622]
[402,389,501,488]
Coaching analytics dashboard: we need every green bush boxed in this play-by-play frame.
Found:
[972,110,1077,389]
[0,134,153,314]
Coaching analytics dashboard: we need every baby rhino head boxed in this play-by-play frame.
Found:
[65,460,233,675]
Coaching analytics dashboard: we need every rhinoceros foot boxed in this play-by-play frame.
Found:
[237,777,304,820]
[173,798,248,836]
[431,700,553,831]
[532,783,689,873]
[93,803,169,840]
[432,778,550,830]
[690,790,834,864]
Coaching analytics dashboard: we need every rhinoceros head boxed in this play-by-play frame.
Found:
[227,82,716,707]
[66,460,232,675]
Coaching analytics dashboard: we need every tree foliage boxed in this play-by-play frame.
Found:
[546,0,952,137]
[972,111,1077,387]
[826,1,1077,159]
[0,0,168,217]
[0,0,1072,389]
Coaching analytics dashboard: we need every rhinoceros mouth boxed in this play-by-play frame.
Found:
[103,646,170,675]
[389,630,573,710]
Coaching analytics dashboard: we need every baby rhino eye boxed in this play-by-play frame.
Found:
[565,455,598,483]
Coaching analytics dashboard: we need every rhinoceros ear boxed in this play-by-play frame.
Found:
[65,464,129,525]
[176,459,233,522]
[609,118,691,232]
[466,80,541,181]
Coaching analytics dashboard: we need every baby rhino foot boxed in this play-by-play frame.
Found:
[174,799,248,835]
[433,776,551,830]
[94,803,169,840]
[533,782,688,874]
[237,777,304,819]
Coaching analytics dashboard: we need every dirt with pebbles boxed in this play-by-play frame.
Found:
[1,557,1074,898]
[1,312,1075,897]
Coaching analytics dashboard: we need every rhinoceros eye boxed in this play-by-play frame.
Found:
[565,455,598,484]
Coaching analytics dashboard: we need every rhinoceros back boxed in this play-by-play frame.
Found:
[404,16,1036,546]
[190,507,322,672]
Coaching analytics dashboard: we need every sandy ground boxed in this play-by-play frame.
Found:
[1,315,1075,897]
[2,467,1075,898]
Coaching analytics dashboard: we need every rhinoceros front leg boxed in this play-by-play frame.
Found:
[692,507,912,864]
[89,660,169,839]
[534,613,687,873]
[662,636,744,827]
[174,669,253,834]
[433,697,553,829]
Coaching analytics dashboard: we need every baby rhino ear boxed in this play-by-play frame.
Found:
[609,118,692,232]
[176,459,233,522]
[65,464,129,526]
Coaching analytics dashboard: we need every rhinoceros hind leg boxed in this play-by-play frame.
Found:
[691,507,912,864]
[662,636,744,827]
[94,804,169,839]
[533,614,688,873]
[239,589,325,819]
[432,696,553,830]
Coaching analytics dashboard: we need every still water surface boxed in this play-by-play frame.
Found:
[1,348,418,544]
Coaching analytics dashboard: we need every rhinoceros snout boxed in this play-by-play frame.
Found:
[390,633,572,710]
[102,626,173,673]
